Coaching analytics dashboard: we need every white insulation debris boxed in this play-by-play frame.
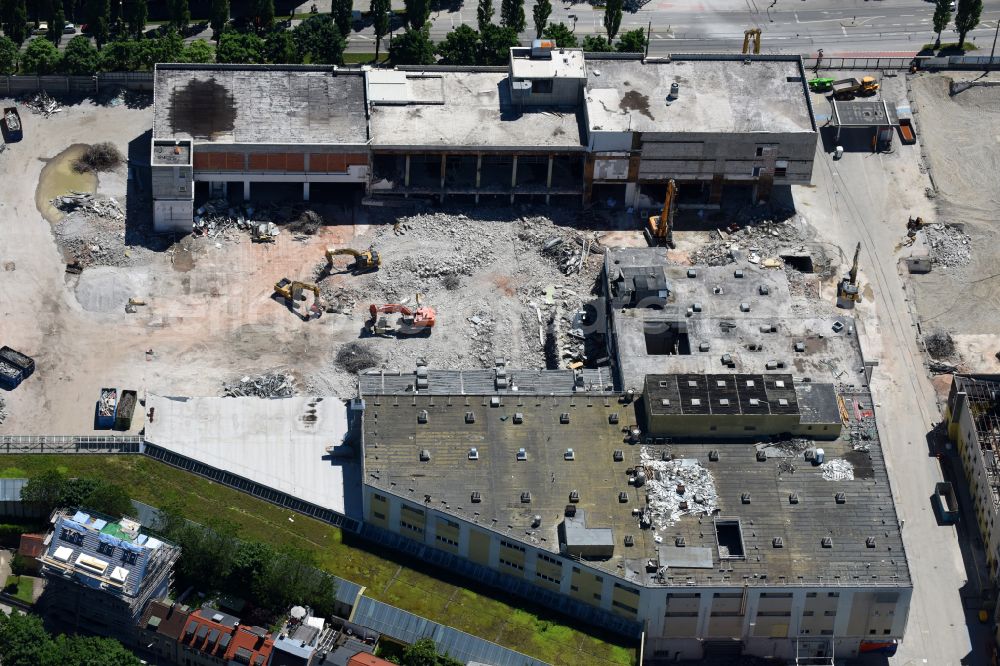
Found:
[820,458,854,481]
[640,447,718,530]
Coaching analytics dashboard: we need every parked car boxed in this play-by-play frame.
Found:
[30,22,49,35]
[63,23,76,34]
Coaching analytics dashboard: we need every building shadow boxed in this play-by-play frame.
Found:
[126,129,179,251]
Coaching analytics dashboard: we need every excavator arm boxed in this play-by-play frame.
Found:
[327,247,381,272]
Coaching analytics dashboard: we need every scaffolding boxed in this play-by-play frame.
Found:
[962,378,1000,509]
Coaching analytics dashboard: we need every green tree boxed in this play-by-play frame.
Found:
[581,34,612,51]
[84,0,110,47]
[954,0,982,48]
[21,469,67,514]
[475,0,492,32]
[47,0,66,44]
[168,518,241,588]
[55,634,142,666]
[0,34,20,73]
[167,0,189,30]
[1,0,28,44]
[332,0,352,36]
[209,0,228,39]
[123,0,146,39]
[404,0,430,29]
[437,24,478,64]
[931,0,951,48]
[264,28,300,62]
[0,611,58,666]
[531,0,549,38]
[183,38,214,61]
[390,25,434,63]
[400,638,463,666]
[499,0,524,33]
[99,39,142,69]
[81,481,133,516]
[370,0,390,59]
[616,26,645,52]
[478,22,515,64]
[60,33,99,72]
[293,13,343,63]
[541,21,575,47]
[249,0,274,32]
[215,30,264,62]
[228,539,275,591]
[603,0,622,39]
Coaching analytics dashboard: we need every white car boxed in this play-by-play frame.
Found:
[63,23,76,34]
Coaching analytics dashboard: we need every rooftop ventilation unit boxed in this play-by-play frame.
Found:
[624,535,634,547]
[560,412,570,424]
[417,410,428,424]
[741,493,751,504]
[759,285,770,295]
[821,537,833,548]
[740,302,751,312]
[471,491,481,503]
[687,269,697,278]
[490,396,500,408]
[609,413,619,424]
[708,450,719,461]
[419,449,431,461]
[613,449,624,462]
[699,342,710,352]
[513,412,524,424]
[866,536,877,548]
[465,411,475,423]
[794,341,806,352]
[565,504,577,517]
[516,448,527,461]
[564,448,575,460]
[772,537,784,548]
[520,492,532,503]
[618,491,629,503]
[675,536,686,547]
[569,490,580,503]
[692,302,703,313]
[468,447,479,460]
[835,492,847,504]
[734,269,745,278]
[756,450,767,462]
[789,492,799,504]
[532,515,542,528]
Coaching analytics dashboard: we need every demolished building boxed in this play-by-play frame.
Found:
[151,48,817,232]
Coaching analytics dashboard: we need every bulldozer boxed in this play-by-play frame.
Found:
[645,179,677,248]
[742,28,761,55]
[368,295,436,336]
[326,247,381,274]
[274,278,323,320]
[836,242,862,309]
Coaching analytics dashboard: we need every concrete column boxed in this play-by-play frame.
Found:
[832,591,853,636]
[694,591,714,637]
[475,154,482,188]
[440,154,447,189]
[510,155,518,188]
[788,589,808,638]
[624,182,638,207]
[404,154,411,188]
[423,509,436,546]
[243,181,251,201]
[546,155,554,189]
[303,181,310,201]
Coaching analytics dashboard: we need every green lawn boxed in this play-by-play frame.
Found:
[3,575,34,605]
[343,52,390,65]
[0,455,635,666]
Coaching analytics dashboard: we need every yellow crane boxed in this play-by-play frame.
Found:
[325,247,381,273]
[646,179,677,248]
[742,28,761,54]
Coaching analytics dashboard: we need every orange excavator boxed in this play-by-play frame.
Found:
[646,179,677,248]
[368,295,436,336]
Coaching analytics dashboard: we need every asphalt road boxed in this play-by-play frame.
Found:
[338,0,1000,55]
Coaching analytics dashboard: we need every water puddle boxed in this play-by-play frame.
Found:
[35,144,98,223]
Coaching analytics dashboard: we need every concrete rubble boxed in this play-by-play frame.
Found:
[689,216,828,274]
[640,447,718,530]
[51,193,146,268]
[21,91,61,116]
[0,395,6,425]
[820,458,854,482]
[924,223,972,267]
[222,372,296,398]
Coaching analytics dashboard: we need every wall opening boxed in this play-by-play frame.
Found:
[644,321,690,355]
[715,519,746,559]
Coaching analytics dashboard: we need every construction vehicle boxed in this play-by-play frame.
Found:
[831,76,879,100]
[274,278,323,319]
[808,77,835,93]
[742,28,761,55]
[645,179,677,248]
[836,242,861,309]
[368,295,436,336]
[251,222,278,243]
[326,247,381,273]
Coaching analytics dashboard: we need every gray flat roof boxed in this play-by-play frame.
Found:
[369,72,584,150]
[831,99,899,127]
[359,367,616,396]
[153,65,368,145]
[362,392,910,587]
[585,57,815,134]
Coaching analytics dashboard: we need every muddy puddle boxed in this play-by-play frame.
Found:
[35,144,98,223]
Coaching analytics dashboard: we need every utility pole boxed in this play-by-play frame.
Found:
[988,17,999,72]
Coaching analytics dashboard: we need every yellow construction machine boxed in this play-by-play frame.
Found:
[742,28,761,55]
[835,242,861,309]
[274,278,323,320]
[325,247,381,273]
[646,179,677,248]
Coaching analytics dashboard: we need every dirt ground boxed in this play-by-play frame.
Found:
[906,71,1000,371]
[0,97,632,434]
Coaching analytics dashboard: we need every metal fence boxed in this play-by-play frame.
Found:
[803,57,919,71]
[0,435,142,454]
[0,72,153,97]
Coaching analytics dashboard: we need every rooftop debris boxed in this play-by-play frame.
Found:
[820,458,854,482]
[222,373,295,398]
[924,223,971,267]
[641,447,718,530]
[21,91,61,116]
[0,396,6,425]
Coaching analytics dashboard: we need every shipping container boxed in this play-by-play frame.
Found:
[114,390,138,431]
[1,107,22,143]
[95,387,118,429]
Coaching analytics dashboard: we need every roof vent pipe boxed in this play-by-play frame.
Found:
[667,83,679,102]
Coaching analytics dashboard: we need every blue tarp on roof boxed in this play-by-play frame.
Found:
[351,597,549,666]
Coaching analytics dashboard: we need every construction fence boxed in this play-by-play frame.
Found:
[0,72,153,97]
[804,54,1000,71]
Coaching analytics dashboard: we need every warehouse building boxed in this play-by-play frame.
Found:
[151,50,816,231]
[358,381,910,662]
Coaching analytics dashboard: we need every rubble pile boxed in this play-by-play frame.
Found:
[21,91,61,116]
[924,330,956,360]
[925,223,972,267]
[756,438,810,458]
[51,193,144,268]
[0,396,6,425]
[222,373,295,398]
[641,448,718,530]
[335,342,382,374]
[690,219,812,267]
[820,458,855,481]
[193,200,311,241]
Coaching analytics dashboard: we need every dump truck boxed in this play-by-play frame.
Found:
[96,387,118,429]
[114,390,138,431]
[0,346,34,389]
[934,481,959,524]
[808,77,834,93]
[1,107,22,143]
[898,118,916,144]
[832,76,879,100]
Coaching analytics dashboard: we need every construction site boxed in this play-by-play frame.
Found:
[1,48,999,665]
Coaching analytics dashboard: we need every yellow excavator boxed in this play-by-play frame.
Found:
[742,28,761,55]
[325,247,381,274]
[646,179,677,248]
[273,278,323,320]
[836,242,861,309]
